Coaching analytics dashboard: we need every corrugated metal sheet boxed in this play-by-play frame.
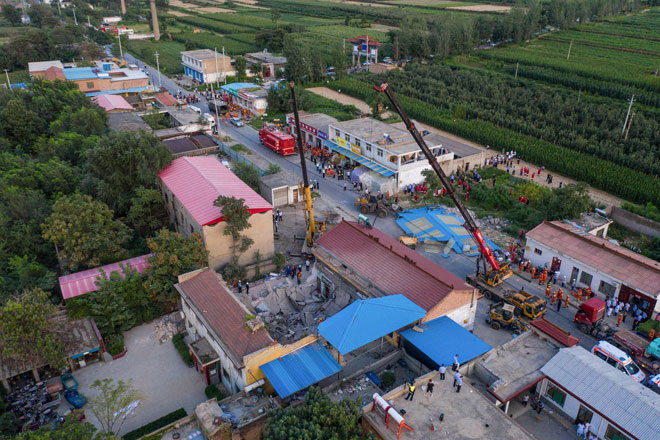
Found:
[260,341,341,398]
[159,156,272,226]
[530,318,579,347]
[316,221,471,311]
[541,347,660,440]
[401,316,492,367]
[527,221,660,297]
[58,254,153,300]
[91,94,133,112]
[176,270,274,364]
[318,294,425,355]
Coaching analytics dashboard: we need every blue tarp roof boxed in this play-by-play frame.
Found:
[318,294,426,355]
[260,341,341,398]
[396,206,500,256]
[220,82,258,92]
[63,67,98,80]
[86,87,149,97]
[401,316,491,367]
[322,140,396,177]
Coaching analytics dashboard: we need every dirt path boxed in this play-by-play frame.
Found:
[308,87,372,114]
[395,120,624,209]
[448,4,512,12]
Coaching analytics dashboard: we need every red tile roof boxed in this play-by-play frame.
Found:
[316,221,471,311]
[91,94,134,112]
[159,156,272,226]
[155,92,178,106]
[176,270,275,363]
[531,318,579,347]
[527,221,660,297]
[58,254,153,300]
[348,36,383,47]
[44,66,66,80]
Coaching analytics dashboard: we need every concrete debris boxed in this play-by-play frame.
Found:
[246,316,265,333]
[154,311,183,343]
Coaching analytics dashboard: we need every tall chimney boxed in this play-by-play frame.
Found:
[150,0,160,41]
[120,0,126,15]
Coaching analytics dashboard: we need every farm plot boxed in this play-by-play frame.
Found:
[545,29,660,54]
[172,32,258,54]
[308,25,390,41]
[125,39,186,74]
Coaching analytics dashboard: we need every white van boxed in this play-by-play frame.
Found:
[188,105,201,114]
[592,340,646,383]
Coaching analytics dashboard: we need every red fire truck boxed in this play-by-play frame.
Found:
[259,127,295,156]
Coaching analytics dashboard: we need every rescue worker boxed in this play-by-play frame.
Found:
[531,266,536,280]
[557,288,563,304]
[576,288,582,303]
[617,313,624,327]
[648,328,656,342]
[564,293,570,308]
[586,286,592,297]
[545,285,551,299]
[551,291,557,305]
[405,382,416,401]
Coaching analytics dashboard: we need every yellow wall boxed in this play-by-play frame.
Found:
[243,335,318,390]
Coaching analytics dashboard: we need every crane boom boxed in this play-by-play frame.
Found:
[374,82,501,272]
[289,82,315,247]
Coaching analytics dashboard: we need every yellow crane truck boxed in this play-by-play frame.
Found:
[467,274,547,320]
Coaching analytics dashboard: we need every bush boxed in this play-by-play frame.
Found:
[205,385,225,401]
[172,333,194,367]
[105,333,125,356]
[380,371,396,389]
[122,408,187,440]
[638,319,660,337]
[273,252,286,272]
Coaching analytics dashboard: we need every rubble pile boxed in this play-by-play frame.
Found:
[154,311,184,343]
[250,275,351,343]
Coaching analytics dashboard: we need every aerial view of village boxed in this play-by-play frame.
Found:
[1,0,659,438]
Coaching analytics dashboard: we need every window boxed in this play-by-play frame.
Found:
[599,280,616,296]
[377,148,384,157]
[190,225,194,234]
[595,351,607,361]
[86,82,94,89]
[366,144,372,152]
[534,248,542,255]
[164,193,168,203]
[579,271,593,286]
[346,134,351,143]
[605,425,630,440]
[545,384,566,407]
[355,139,361,147]
[335,129,341,138]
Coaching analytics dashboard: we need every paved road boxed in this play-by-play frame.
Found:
[121,50,604,351]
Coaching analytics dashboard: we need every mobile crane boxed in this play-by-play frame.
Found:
[289,82,317,248]
[374,82,512,286]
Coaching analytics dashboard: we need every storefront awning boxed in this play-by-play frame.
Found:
[260,341,341,398]
[322,140,396,177]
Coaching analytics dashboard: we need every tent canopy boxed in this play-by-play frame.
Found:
[260,341,341,398]
[318,294,426,355]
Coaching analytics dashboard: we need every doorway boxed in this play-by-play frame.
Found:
[570,267,580,284]
[576,405,593,425]
[551,257,562,272]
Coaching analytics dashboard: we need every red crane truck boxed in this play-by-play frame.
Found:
[259,127,295,156]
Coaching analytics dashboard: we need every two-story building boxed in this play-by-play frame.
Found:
[324,117,483,193]
[181,49,236,84]
[245,52,286,80]
[286,111,338,148]
[220,82,268,116]
[159,156,275,271]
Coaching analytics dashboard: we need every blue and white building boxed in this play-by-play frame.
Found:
[181,49,235,84]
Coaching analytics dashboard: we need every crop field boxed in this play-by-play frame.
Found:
[171,32,258,54]
[308,25,390,41]
[124,39,186,74]
[545,30,660,54]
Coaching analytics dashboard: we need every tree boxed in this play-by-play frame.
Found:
[255,28,286,52]
[1,255,57,294]
[1,4,22,26]
[13,412,96,440]
[231,161,261,192]
[87,378,143,436]
[214,196,253,283]
[41,193,131,271]
[50,106,107,137]
[234,56,247,82]
[265,387,362,440]
[127,187,169,236]
[143,229,208,306]
[28,4,58,28]
[283,34,311,83]
[0,288,67,371]
[271,8,280,24]
[84,131,172,215]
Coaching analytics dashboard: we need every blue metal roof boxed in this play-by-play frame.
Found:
[322,140,396,177]
[85,87,149,97]
[318,294,426,355]
[260,341,341,398]
[63,67,98,80]
[220,82,258,92]
[401,316,491,367]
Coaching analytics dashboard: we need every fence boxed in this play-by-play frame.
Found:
[211,136,268,176]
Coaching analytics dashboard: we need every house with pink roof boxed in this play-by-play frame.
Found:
[159,156,274,271]
[91,94,134,113]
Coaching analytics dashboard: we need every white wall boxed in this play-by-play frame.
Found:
[181,298,244,394]
[523,238,622,299]
[444,300,477,330]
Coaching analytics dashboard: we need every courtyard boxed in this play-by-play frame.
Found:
[70,321,207,437]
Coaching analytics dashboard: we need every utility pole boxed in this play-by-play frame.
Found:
[222,47,226,84]
[155,52,161,90]
[72,6,78,25]
[4,69,10,88]
[566,40,573,60]
[117,34,123,58]
[87,15,91,27]
[622,94,635,135]
[56,0,61,16]
[214,47,219,88]
[624,112,635,140]
[514,62,519,79]
[211,83,221,137]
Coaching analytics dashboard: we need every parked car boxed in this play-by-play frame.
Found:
[64,389,87,409]
[188,105,201,114]
[592,340,646,383]
[230,117,244,127]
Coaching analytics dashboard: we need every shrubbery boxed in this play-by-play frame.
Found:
[172,333,193,367]
[122,408,187,440]
[205,385,225,401]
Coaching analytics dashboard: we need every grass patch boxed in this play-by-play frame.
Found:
[124,39,186,74]
[205,384,225,401]
[172,333,193,367]
[231,144,248,152]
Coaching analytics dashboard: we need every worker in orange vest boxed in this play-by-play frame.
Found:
[617,313,624,327]
[525,261,532,272]
[531,266,536,280]
[557,288,563,303]
[545,285,551,298]
[576,288,582,303]
[649,329,656,342]
[564,294,570,308]
[551,291,557,305]
[519,261,525,272]
[586,286,592,297]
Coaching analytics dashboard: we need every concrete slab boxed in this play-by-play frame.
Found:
[71,322,207,437]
